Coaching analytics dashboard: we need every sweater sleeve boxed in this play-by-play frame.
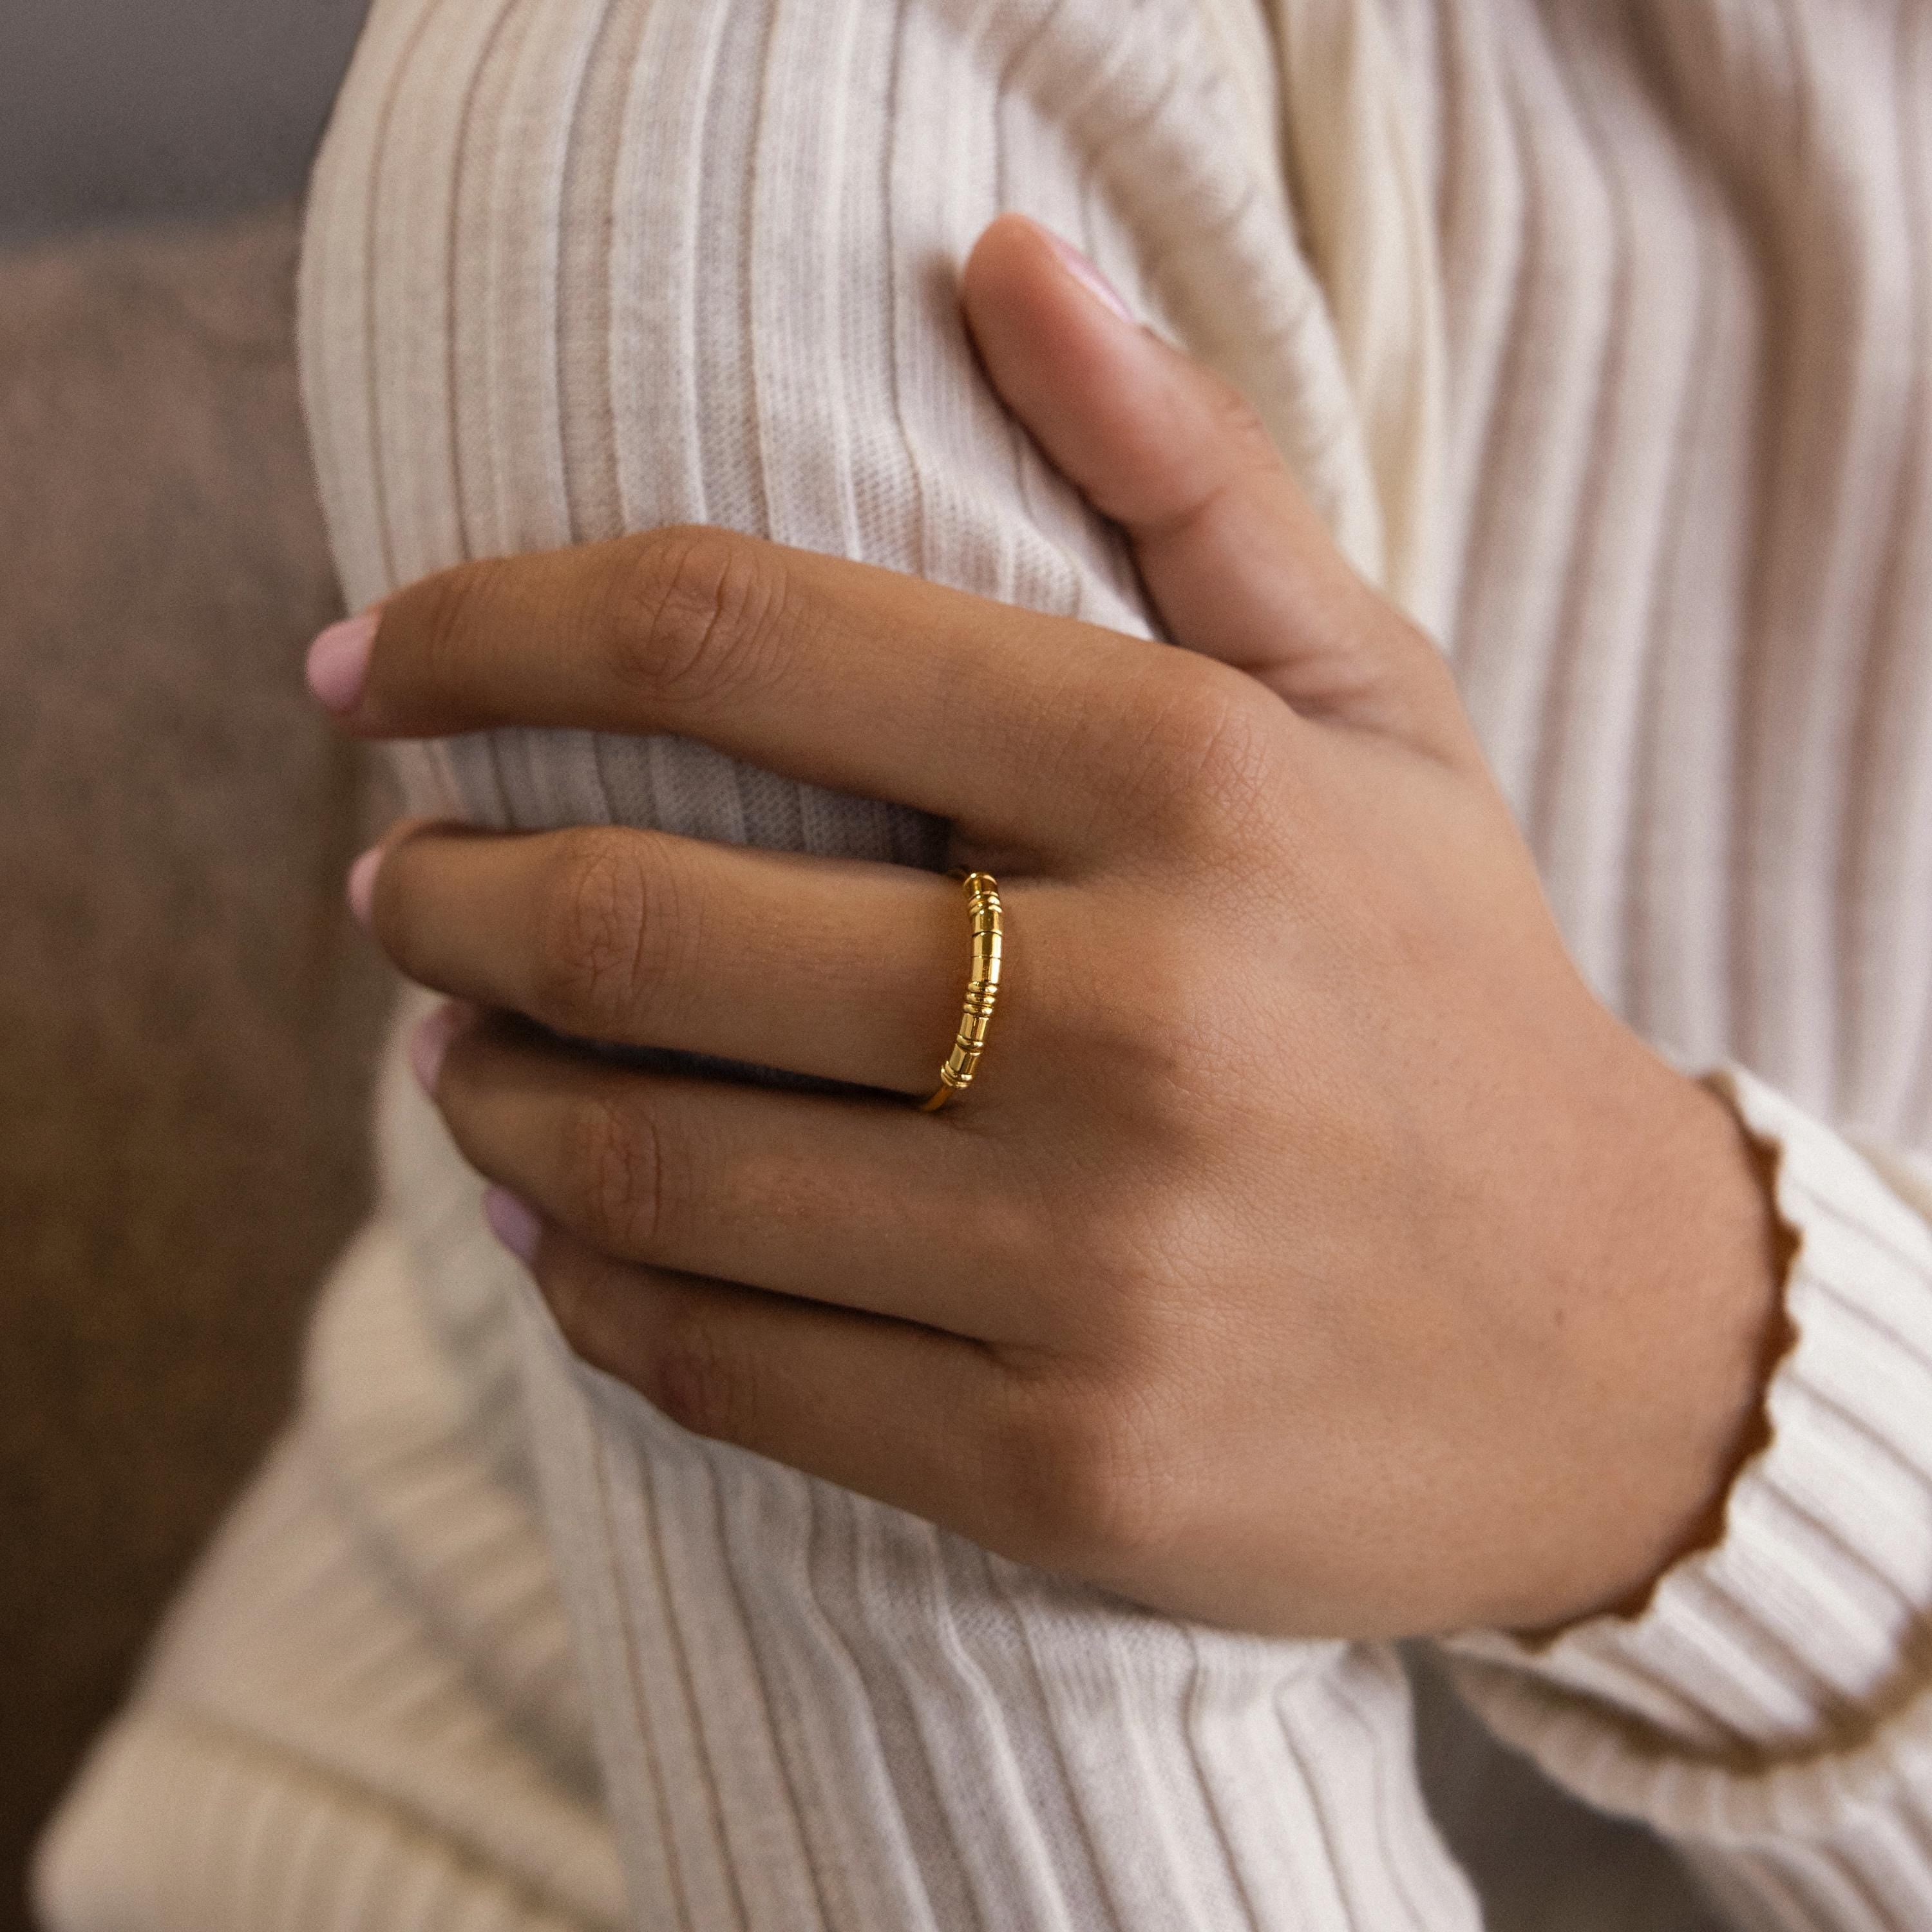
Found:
[297,1,1481,1926]
[1439,1065,1932,1929]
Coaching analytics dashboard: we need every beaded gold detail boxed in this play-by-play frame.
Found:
[918,871,1003,1111]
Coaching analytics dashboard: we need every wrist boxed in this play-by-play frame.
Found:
[1537,1049,1795,1632]
[1653,1071,1796,1558]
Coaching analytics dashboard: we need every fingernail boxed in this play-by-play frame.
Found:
[306,611,378,714]
[346,845,382,928]
[484,1187,542,1266]
[1042,227,1135,325]
[410,1003,469,1096]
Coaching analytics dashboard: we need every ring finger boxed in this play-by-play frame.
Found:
[368,821,1003,1096]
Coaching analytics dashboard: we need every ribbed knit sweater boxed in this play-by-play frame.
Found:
[36,0,1932,1927]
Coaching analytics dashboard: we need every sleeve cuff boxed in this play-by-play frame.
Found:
[1441,1065,1932,1813]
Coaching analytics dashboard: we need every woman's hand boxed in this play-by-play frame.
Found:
[309,215,1785,1640]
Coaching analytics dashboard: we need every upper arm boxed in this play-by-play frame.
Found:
[298,0,1349,855]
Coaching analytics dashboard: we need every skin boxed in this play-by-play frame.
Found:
[310,214,1788,1642]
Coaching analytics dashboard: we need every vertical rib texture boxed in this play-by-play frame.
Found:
[35,0,1932,1927]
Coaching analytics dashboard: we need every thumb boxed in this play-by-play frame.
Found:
[960,214,1471,766]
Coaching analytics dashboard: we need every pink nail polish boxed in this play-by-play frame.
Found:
[484,1188,543,1266]
[410,1003,468,1096]
[1042,228,1135,325]
[346,846,382,928]
[306,611,379,714]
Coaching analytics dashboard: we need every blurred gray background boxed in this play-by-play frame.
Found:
[0,0,373,244]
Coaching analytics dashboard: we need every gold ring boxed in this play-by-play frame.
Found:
[919,870,1003,1111]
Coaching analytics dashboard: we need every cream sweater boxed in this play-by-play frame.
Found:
[37,0,1932,1927]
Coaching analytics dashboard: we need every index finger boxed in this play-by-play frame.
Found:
[309,528,1259,859]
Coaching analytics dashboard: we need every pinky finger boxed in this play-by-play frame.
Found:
[504,1202,1027,1550]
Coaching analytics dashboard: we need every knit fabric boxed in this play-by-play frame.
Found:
[36,0,1932,1926]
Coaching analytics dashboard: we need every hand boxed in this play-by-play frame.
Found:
[310,214,1785,1640]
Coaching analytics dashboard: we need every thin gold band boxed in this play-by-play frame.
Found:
[919,870,1003,1111]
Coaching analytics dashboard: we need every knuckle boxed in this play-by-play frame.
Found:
[1064,919,1238,1128]
[538,1252,741,1446]
[538,1246,624,1376]
[533,831,659,1031]
[1062,1178,1214,1361]
[610,525,790,708]
[1086,1184,1196,1299]
[1126,658,1282,848]
[564,1090,667,1253]
[998,1371,1180,1570]
[641,1282,743,1442]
